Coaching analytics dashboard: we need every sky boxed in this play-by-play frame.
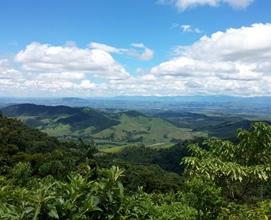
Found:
[0,0,271,97]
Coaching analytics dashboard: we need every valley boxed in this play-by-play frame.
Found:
[1,104,205,151]
[2,101,270,153]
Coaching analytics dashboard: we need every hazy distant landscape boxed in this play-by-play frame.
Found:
[1,96,271,118]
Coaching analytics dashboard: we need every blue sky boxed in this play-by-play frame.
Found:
[0,0,271,96]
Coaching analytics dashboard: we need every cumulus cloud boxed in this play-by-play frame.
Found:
[0,59,25,96]
[5,41,152,96]
[79,80,96,89]
[89,42,154,61]
[150,23,271,96]
[16,42,130,80]
[158,0,254,11]
[0,59,21,80]
[3,42,130,96]
[185,23,271,62]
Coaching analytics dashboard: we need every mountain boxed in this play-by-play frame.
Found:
[2,103,81,116]
[154,110,271,139]
[1,96,271,118]
[0,112,60,153]
[93,113,205,146]
[1,104,119,132]
[56,108,119,131]
[1,104,205,148]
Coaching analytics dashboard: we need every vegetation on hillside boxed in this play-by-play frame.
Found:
[1,112,271,219]
[1,104,205,147]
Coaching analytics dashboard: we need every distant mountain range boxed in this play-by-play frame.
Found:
[1,96,271,117]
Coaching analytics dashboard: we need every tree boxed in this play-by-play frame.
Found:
[184,177,223,220]
[183,122,271,201]
[11,162,32,185]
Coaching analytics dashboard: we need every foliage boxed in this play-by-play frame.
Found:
[106,142,191,173]
[1,114,271,219]
[0,166,197,220]
[183,122,271,201]
[184,177,224,220]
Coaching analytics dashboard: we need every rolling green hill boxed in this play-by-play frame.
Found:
[94,113,204,145]
[154,111,271,139]
[1,104,206,148]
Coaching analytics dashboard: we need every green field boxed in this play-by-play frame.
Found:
[99,146,126,153]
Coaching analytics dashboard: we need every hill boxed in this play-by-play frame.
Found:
[154,111,265,139]
[2,103,80,116]
[56,108,119,131]
[1,104,205,148]
[0,112,60,153]
[94,113,205,146]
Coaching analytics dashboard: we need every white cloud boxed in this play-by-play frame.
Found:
[0,59,21,80]
[16,42,130,80]
[158,0,254,11]
[223,0,254,9]
[180,24,202,33]
[79,80,96,89]
[185,23,271,63]
[137,47,154,61]
[37,72,86,81]
[89,42,126,54]
[149,23,271,96]
[90,42,154,61]
[141,74,157,81]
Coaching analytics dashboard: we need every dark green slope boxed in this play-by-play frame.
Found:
[121,110,146,117]
[198,120,271,139]
[1,103,80,116]
[155,111,238,129]
[57,109,119,131]
[197,120,252,139]
[154,111,265,139]
[0,113,60,153]
[2,104,119,132]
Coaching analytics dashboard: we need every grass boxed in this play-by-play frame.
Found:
[94,114,206,145]
[100,142,176,154]
[147,142,174,149]
[99,146,126,153]
[42,124,72,137]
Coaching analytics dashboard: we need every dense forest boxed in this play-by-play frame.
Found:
[1,112,271,219]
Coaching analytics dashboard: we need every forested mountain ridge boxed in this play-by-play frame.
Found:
[2,104,119,130]
[2,103,81,116]
[154,110,271,139]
